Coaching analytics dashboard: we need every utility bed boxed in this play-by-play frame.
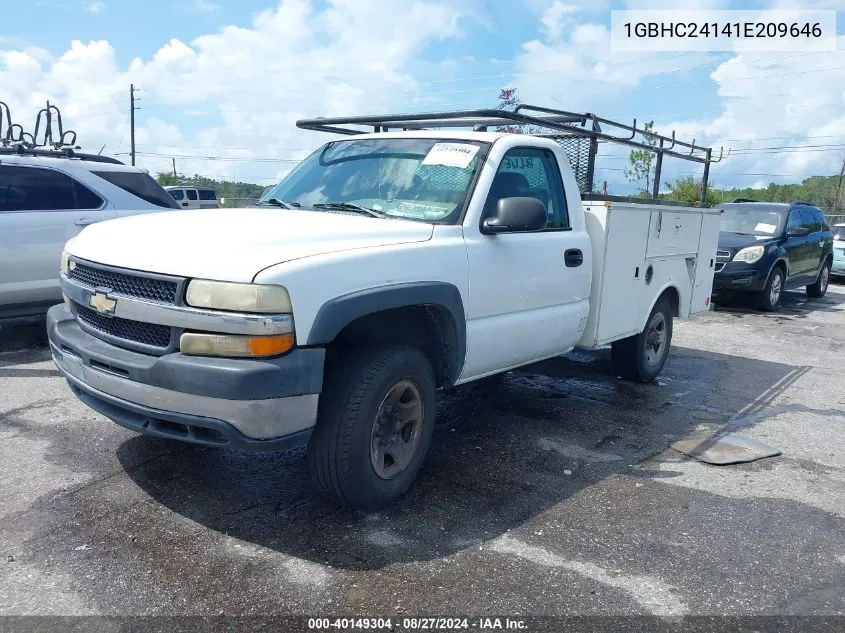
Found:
[578,199,721,348]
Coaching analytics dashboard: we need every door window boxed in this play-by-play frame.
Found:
[198,189,217,201]
[186,189,198,201]
[484,148,570,230]
[169,189,184,201]
[0,165,94,211]
[787,210,802,233]
[812,208,829,231]
[799,208,820,232]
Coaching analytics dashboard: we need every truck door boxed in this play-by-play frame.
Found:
[461,146,591,379]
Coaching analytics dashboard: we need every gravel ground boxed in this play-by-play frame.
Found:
[1,285,844,629]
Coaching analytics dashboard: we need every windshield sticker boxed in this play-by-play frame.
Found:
[754,222,777,234]
[422,143,479,169]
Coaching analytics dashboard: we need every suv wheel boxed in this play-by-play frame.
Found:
[806,260,831,298]
[307,344,436,511]
[758,267,784,312]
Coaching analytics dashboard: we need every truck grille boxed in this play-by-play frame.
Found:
[75,303,172,349]
[69,262,178,304]
[715,249,732,272]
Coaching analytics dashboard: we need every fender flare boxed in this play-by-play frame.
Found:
[640,284,681,331]
[307,281,466,384]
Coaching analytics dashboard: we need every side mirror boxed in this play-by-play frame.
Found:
[788,226,810,237]
[482,197,547,234]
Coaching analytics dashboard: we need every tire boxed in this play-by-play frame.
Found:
[757,266,784,312]
[307,344,436,511]
[806,260,831,298]
[611,297,673,383]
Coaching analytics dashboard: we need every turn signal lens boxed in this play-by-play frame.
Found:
[180,332,295,358]
[60,250,69,275]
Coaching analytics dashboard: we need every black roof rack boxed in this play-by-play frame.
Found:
[296,104,728,204]
[0,145,123,164]
[731,198,760,203]
[0,99,123,164]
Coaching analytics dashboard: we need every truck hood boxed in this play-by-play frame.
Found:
[67,208,434,282]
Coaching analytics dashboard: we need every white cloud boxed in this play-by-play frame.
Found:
[540,2,579,41]
[656,43,845,187]
[0,0,469,182]
[85,1,106,13]
[4,0,843,194]
[508,5,845,192]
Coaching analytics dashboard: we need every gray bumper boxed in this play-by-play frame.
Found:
[47,304,324,450]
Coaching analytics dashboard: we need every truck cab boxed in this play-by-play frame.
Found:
[46,107,720,510]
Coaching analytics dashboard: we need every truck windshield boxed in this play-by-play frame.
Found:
[719,205,786,237]
[260,138,489,223]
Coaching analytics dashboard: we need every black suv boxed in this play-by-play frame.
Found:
[712,200,834,311]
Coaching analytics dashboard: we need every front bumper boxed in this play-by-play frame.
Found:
[47,304,324,451]
[712,267,769,294]
[832,256,845,276]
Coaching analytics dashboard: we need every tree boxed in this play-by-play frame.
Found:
[155,172,180,187]
[494,87,541,134]
[665,176,725,207]
[625,121,658,194]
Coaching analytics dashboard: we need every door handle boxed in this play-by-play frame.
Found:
[565,249,583,267]
[74,218,98,226]
[182,202,189,207]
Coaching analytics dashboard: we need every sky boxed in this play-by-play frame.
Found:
[1,0,844,194]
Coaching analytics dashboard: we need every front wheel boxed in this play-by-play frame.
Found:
[757,266,784,312]
[307,344,436,511]
[806,260,831,298]
[611,297,673,383]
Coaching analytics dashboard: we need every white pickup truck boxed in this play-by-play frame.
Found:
[47,107,720,510]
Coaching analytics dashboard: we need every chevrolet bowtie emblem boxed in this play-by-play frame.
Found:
[89,292,117,315]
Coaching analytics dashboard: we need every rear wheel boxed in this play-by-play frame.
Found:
[806,260,830,298]
[307,344,436,511]
[757,266,784,312]
[611,297,673,383]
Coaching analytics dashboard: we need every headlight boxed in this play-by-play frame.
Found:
[733,245,765,264]
[185,280,292,313]
[60,250,69,276]
[180,332,295,358]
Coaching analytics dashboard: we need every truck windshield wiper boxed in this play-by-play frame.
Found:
[258,198,300,209]
[311,202,388,218]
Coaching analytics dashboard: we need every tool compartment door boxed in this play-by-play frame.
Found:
[689,210,721,315]
[646,209,703,259]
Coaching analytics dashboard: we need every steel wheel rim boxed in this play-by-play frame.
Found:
[370,380,423,480]
[770,273,782,305]
[644,311,667,368]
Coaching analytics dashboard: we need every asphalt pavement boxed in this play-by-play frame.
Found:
[1,285,844,627]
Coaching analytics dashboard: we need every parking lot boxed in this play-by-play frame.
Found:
[1,285,844,620]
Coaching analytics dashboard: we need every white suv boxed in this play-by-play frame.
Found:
[0,149,180,326]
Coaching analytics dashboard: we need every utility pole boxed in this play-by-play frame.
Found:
[129,84,137,166]
[172,157,177,178]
